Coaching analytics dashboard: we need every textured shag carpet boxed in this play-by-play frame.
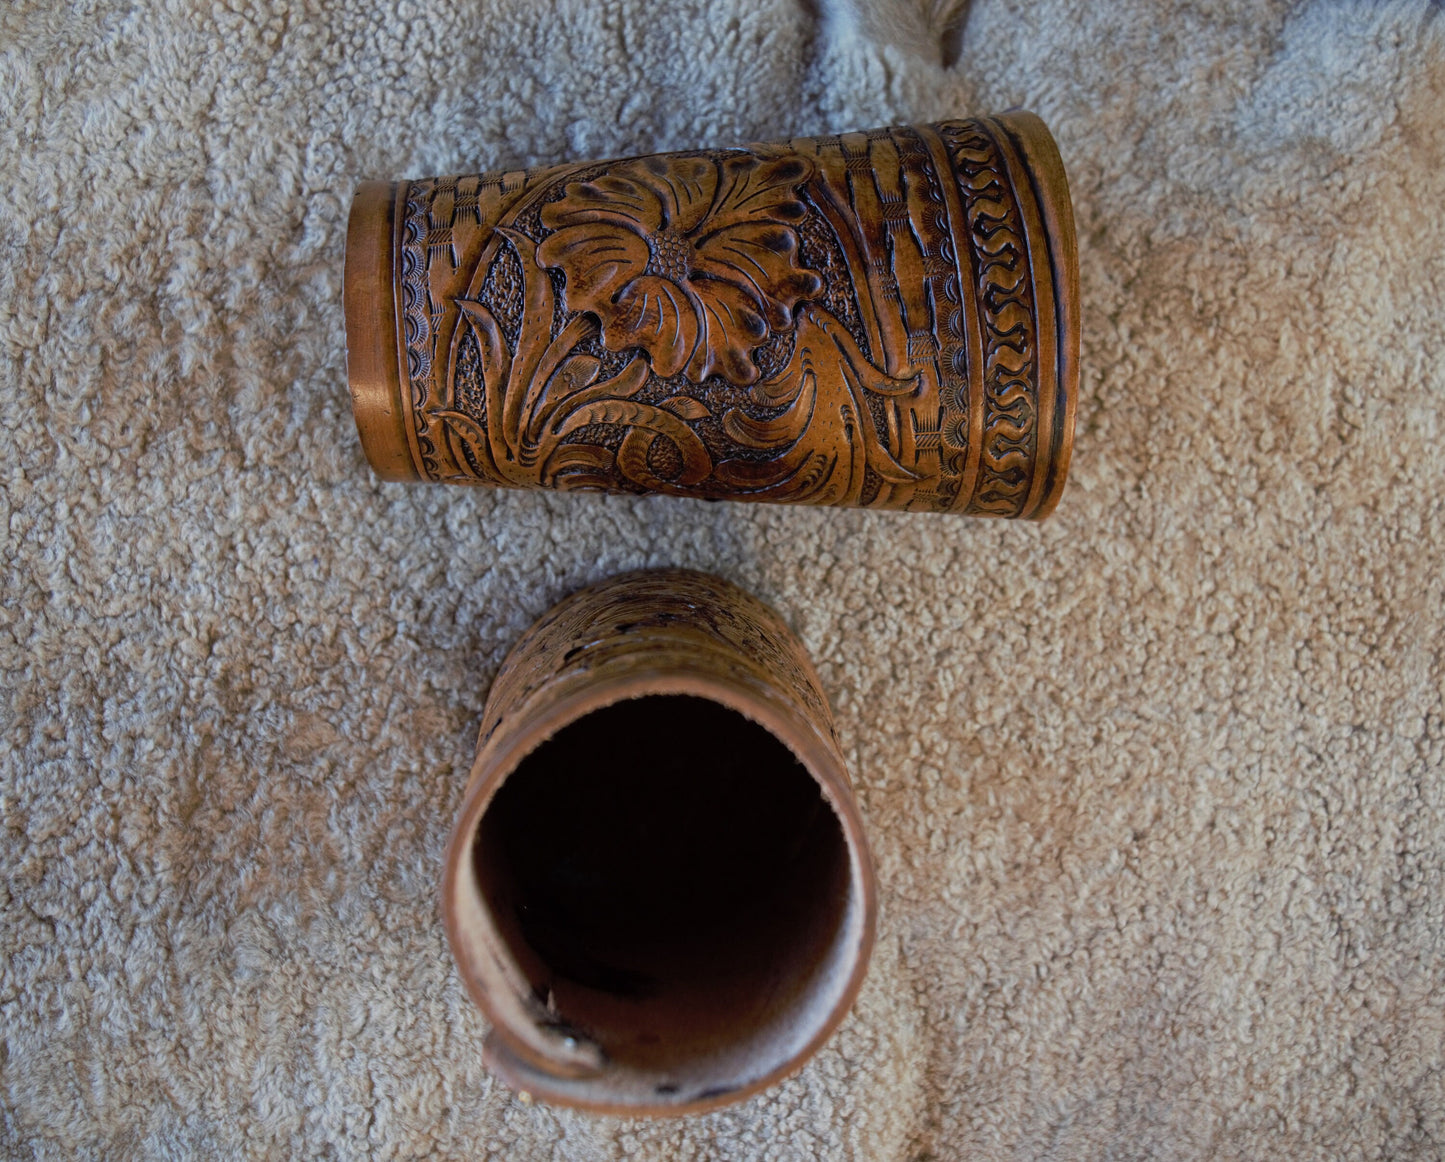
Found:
[3,0,1444,1157]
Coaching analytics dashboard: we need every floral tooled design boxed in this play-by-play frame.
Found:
[536,153,823,386]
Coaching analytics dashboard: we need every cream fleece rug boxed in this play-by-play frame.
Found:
[3,0,1443,1157]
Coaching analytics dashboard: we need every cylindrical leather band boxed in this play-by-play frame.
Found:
[442,569,876,1115]
[345,112,1077,515]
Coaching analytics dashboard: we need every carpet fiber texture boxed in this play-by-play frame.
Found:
[3,0,1444,1157]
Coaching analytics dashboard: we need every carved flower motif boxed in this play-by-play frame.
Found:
[536,153,823,385]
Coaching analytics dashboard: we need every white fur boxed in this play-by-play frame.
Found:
[2,0,1443,1156]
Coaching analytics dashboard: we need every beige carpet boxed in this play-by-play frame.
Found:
[3,0,1444,1156]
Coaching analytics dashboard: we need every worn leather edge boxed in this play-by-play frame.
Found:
[344,179,421,483]
[994,111,1080,520]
